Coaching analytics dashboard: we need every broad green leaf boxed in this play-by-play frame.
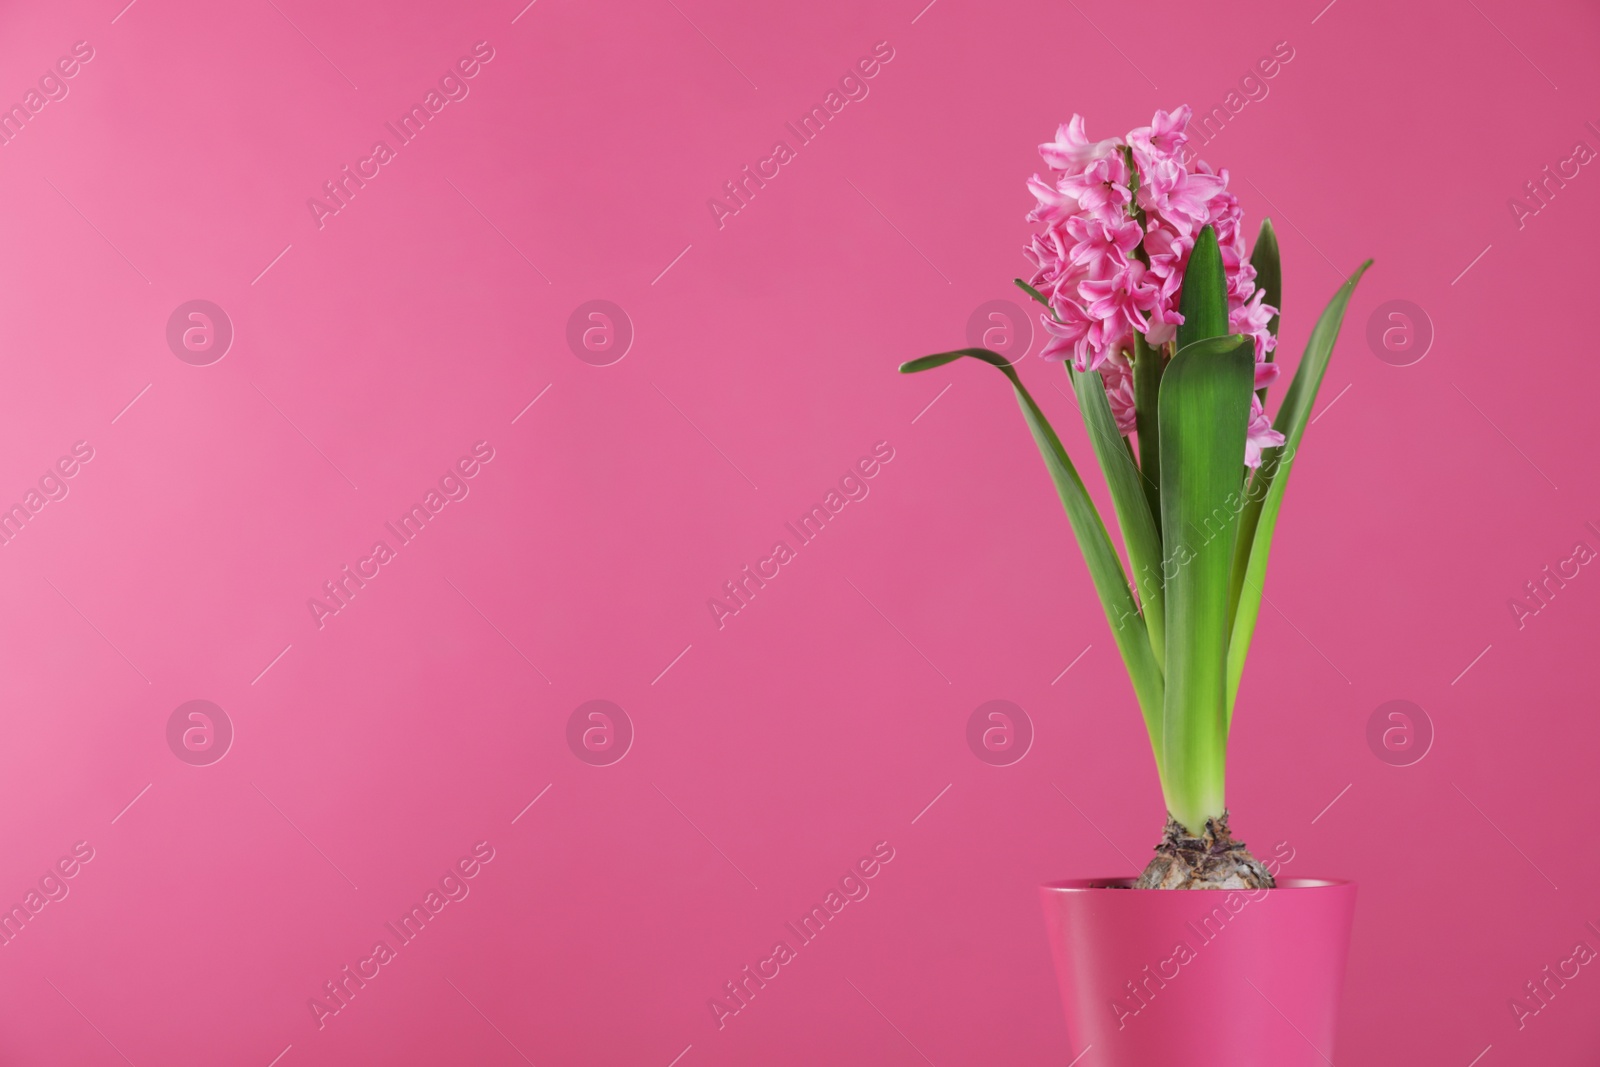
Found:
[1226,262,1372,720]
[1070,363,1165,666]
[1176,225,1229,351]
[1250,218,1282,404]
[1157,333,1255,833]
[900,349,1166,758]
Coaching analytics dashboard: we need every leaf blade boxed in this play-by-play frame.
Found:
[905,349,1167,761]
[1070,363,1166,667]
[1226,262,1372,718]
[1157,333,1255,832]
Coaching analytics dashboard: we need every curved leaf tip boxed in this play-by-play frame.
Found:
[899,348,1009,374]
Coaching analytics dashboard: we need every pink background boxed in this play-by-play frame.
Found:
[0,0,1595,1063]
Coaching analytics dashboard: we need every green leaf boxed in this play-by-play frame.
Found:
[1013,278,1054,315]
[1250,219,1281,405]
[1176,225,1229,351]
[1070,363,1165,666]
[1226,262,1372,719]
[1157,333,1255,833]
[1131,332,1165,527]
[903,349,1166,759]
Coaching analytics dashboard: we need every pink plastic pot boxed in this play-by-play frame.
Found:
[1039,878,1356,1066]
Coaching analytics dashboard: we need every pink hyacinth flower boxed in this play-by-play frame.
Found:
[1065,215,1142,279]
[1080,261,1158,336]
[1039,115,1122,174]
[1244,395,1285,468]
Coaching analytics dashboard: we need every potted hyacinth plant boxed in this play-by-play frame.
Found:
[902,107,1368,1064]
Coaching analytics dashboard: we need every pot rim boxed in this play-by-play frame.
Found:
[1040,877,1352,893]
